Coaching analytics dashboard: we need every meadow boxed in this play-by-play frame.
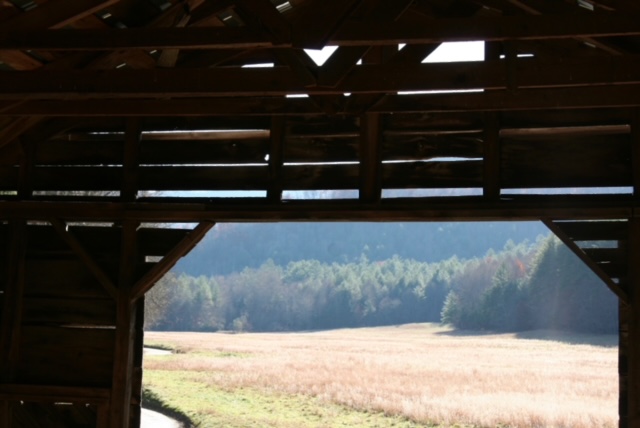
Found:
[143,324,618,428]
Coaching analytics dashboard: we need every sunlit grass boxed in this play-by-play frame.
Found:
[144,324,617,428]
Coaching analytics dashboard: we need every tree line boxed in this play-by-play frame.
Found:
[147,235,617,334]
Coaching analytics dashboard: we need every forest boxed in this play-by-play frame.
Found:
[147,222,618,334]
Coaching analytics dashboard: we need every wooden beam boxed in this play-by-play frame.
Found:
[0,26,275,51]
[130,222,214,301]
[49,219,118,299]
[0,0,120,31]
[289,0,363,48]
[236,0,291,45]
[4,54,640,99]
[359,113,382,203]
[317,0,414,87]
[543,219,629,303]
[4,84,640,118]
[331,12,640,45]
[0,195,636,222]
[0,0,120,70]
[3,12,640,50]
[110,220,138,428]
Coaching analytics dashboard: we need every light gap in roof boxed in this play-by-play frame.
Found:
[242,63,275,68]
[275,1,292,13]
[423,41,484,63]
[284,190,358,200]
[382,189,483,198]
[382,157,482,164]
[304,46,339,66]
[577,0,595,11]
[398,89,483,96]
[501,187,633,195]
[155,191,267,198]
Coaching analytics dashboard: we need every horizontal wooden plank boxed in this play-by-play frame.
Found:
[384,112,483,133]
[501,136,632,189]
[29,167,122,192]
[597,261,627,279]
[22,297,116,326]
[138,166,269,191]
[17,326,115,387]
[286,117,359,135]
[372,86,640,115]
[25,260,112,299]
[553,220,629,241]
[0,166,18,189]
[284,137,358,162]
[140,139,269,165]
[382,135,483,161]
[137,227,191,256]
[583,247,627,264]
[12,401,97,426]
[6,84,640,118]
[0,384,109,403]
[500,109,631,130]
[27,226,119,258]
[281,164,359,190]
[382,160,484,188]
[35,140,123,166]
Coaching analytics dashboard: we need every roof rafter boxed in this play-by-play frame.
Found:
[2,12,640,51]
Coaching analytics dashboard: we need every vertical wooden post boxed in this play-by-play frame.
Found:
[129,296,145,428]
[0,221,27,427]
[359,113,382,203]
[483,112,500,201]
[621,299,630,428]
[267,117,285,203]
[122,118,141,203]
[626,109,640,428]
[626,218,640,428]
[18,140,35,200]
[0,400,11,427]
[109,220,138,428]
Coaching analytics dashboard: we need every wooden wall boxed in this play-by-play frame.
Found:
[0,221,201,428]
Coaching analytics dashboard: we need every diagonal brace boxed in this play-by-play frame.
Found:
[50,218,118,299]
[130,221,214,302]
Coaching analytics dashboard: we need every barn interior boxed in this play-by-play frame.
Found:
[1,0,640,426]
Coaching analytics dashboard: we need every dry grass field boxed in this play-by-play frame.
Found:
[144,324,617,428]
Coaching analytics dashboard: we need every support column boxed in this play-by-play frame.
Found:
[109,220,139,428]
[626,218,640,428]
[627,109,640,428]
[621,299,630,428]
[0,221,27,427]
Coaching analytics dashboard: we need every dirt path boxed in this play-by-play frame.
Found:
[142,348,181,427]
[141,408,182,428]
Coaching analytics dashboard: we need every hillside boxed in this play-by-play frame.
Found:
[175,221,549,276]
